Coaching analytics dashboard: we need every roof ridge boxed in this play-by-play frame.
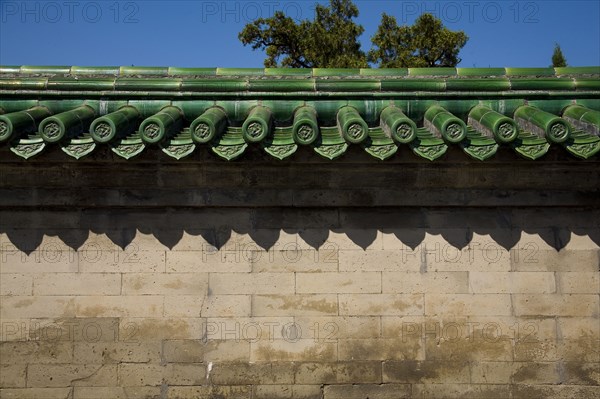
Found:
[1,65,599,77]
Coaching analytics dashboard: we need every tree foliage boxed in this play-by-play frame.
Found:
[238,0,367,68]
[238,1,468,68]
[368,13,468,67]
[551,43,567,67]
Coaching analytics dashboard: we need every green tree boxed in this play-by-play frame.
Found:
[368,13,468,67]
[238,0,367,68]
[551,43,567,67]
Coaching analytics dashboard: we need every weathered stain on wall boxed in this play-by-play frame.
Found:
[1,206,599,398]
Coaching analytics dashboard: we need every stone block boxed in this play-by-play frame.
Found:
[209,273,295,295]
[27,364,117,387]
[252,295,338,316]
[296,272,381,294]
[339,294,424,316]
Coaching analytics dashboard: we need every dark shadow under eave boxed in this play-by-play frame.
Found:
[1,207,598,253]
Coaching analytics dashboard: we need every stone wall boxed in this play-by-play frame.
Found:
[0,150,599,398]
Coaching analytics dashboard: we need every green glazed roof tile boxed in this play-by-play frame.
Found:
[410,127,448,161]
[446,79,511,91]
[47,78,116,91]
[409,67,457,76]
[161,130,196,160]
[167,67,217,76]
[509,78,575,91]
[263,127,298,160]
[555,66,600,76]
[316,79,380,92]
[1,65,598,161]
[505,67,555,76]
[119,66,169,76]
[575,79,600,91]
[0,78,48,90]
[249,79,315,92]
[181,78,249,92]
[61,135,96,159]
[111,132,145,159]
[312,68,361,77]
[381,79,446,92]
[216,68,264,76]
[9,135,46,159]
[457,68,506,77]
[265,68,312,77]
[563,130,600,159]
[70,66,120,75]
[364,127,398,160]
[20,66,71,74]
[513,142,551,160]
[461,127,499,161]
[359,68,408,77]
[0,66,21,74]
[115,78,182,91]
[211,127,248,161]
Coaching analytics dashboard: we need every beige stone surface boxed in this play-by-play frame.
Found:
[122,273,208,295]
[339,249,420,272]
[118,363,206,386]
[1,226,599,396]
[73,341,162,364]
[425,294,513,316]
[0,388,74,398]
[557,272,600,293]
[557,317,600,340]
[423,232,512,272]
[294,316,381,339]
[1,296,77,319]
[513,294,600,317]
[163,339,250,362]
[295,362,382,384]
[27,364,117,387]
[338,338,425,361]
[208,362,295,385]
[1,238,78,274]
[79,250,166,273]
[0,341,73,364]
[200,294,251,317]
[73,386,162,399]
[252,294,338,316]
[74,296,164,318]
[252,249,338,272]
[203,316,295,341]
[253,384,322,399]
[34,273,121,296]
[209,272,295,294]
[468,271,556,294]
[250,339,337,362]
[0,364,27,388]
[323,384,412,399]
[118,317,205,341]
[339,293,424,316]
[470,361,513,384]
[296,272,381,293]
[512,248,599,272]
[166,249,251,273]
[383,271,469,293]
[0,274,32,296]
[412,383,511,398]
[166,385,252,399]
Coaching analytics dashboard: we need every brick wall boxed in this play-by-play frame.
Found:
[1,208,598,399]
[0,151,599,398]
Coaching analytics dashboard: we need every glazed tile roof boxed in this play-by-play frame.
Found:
[0,66,599,161]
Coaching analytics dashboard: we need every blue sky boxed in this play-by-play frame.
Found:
[1,0,599,67]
